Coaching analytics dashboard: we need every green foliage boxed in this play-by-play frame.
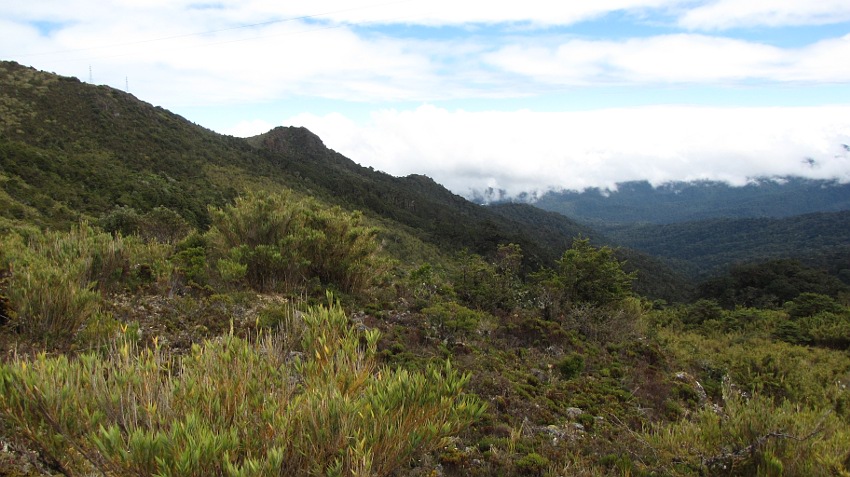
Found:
[514,452,550,475]
[450,244,527,313]
[173,235,210,288]
[422,301,489,336]
[0,223,161,346]
[699,260,849,309]
[139,206,192,243]
[0,295,485,477]
[661,326,850,409]
[643,381,850,476]
[556,353,585,380]
[0,232,99,345]
[207,190,381,293]
[533,238,636,317]
[98,205,142,237]
[798,311,850,349]
[786,292,844,319]
[682,299,724,326]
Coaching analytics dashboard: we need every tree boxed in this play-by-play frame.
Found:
[534,238,636,316]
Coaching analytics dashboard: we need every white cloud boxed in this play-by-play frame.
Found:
[283,105,850,197]
[4,0,850,201]
[7,0,849,32]
[3,1,850,111]
[679,0,850,29]
[486,34,850,85]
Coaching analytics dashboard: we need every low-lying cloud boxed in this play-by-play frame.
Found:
[282,104,850,198]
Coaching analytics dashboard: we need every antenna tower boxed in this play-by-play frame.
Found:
[88,65,93,82]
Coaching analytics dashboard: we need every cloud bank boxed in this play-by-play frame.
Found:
[284,105,850,197]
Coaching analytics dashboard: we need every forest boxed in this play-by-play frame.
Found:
[1,60,850,476]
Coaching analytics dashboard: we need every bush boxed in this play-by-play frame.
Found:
[0,294,486,476]
[642,380,850,476]
[515,452,550,475]
[682,299,724,326]
[557,353,585,380]
[422,301,488,336]
[208,190,382,293]
[799,311,850,349]
[0,223,140,345]
[786,293,844,320]
[532,238,636,317]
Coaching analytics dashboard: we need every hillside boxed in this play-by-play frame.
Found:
[0,60,686,300]
[0,61,580,261]
[603,211,850,279]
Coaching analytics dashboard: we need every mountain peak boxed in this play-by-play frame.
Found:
[249,126,326,156]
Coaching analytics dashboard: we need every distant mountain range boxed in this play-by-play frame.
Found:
[527,179,850,279]
[532,178,850,226]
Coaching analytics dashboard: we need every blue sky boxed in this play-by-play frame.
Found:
[3,1,850,197]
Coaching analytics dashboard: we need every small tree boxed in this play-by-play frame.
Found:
[533,238,636,316]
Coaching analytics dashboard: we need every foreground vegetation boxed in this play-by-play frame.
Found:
[1,190,848,476]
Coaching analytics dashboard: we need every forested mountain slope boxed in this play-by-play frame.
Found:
[0,61,578,261]
[0,60,685,299]
[605,211,850,279]
[534,178,850,227]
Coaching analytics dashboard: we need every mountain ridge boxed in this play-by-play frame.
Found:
[1,60,635,288]
[531,178,850,227]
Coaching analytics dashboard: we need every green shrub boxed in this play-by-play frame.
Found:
[208,190,382,293]
[422,301,487,336]
[174,244,209,288]
[99,205,142,237]
[216,257,247,284]
[0,294,485,477]
[642,380,850,476]
[557,353,585,380]
[0,223,140,345]
[515,452,550,475]
[535,238,636,312]
[786,293,844,320]
[799,311,850,349]
[682,299,725,326]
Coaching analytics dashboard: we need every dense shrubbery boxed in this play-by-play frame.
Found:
[99,205,191,243]
[0,296,485,476]
[0,223,167,346]
[207,191,382,293]
[642,381,850,476]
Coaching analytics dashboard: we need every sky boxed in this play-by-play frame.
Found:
[3,1,850,198]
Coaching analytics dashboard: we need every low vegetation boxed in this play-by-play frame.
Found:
[0,295,484,476]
